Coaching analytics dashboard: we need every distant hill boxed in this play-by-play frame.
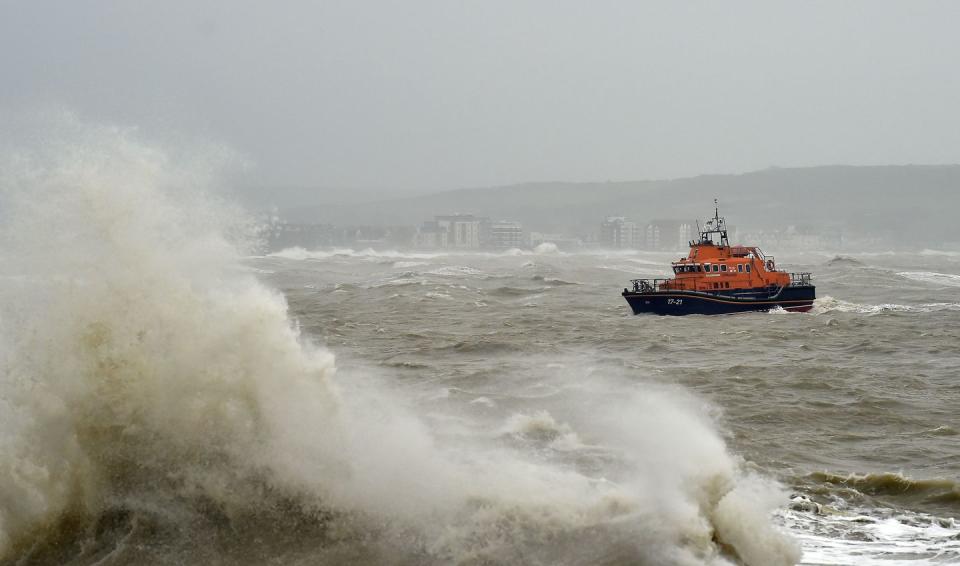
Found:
[280,165,960,247]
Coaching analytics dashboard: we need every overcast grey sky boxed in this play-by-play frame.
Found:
[2,1,959,198]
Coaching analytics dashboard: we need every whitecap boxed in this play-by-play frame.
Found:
[424,292,453,300]
[898,271,960,287]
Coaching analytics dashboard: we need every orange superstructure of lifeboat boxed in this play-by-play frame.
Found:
[659,239,789,293]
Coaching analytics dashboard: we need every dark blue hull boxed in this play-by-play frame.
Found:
[622,285,815,315]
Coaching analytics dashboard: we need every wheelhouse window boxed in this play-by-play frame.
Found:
[721,264,727,272]
[713,265,719,272]
[746,264,751,273]
[737,264,743,272]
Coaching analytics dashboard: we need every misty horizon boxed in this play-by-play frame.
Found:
[237,161,960,208]
[4,2,960,199]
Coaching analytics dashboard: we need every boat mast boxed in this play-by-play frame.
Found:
[714,198,729,247]
[698,199,729,246]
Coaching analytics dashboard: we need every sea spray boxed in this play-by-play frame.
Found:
[0,116,800,564]
[0,115,342,559]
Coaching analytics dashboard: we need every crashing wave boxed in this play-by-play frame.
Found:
[533,242,560,255]
[807,472,960,504]
[0,115,801,565]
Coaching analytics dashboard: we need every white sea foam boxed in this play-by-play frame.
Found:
[812,296,913,314]
[502,410,585,451]
[598,263,670,276]
[0,116,341,554]
[624,257,664,266]
[425,265,488,278]
[479,244,563,257]
[811,296,960,315]
[485,243,562,256]
[393,260,428,268]
[919,248,960,258]
[533,242,560,254]
[271,247,446,261]
[424,291,453,300]
[898,270,960,287]
[782,499,960,565]
[469,396,496,407]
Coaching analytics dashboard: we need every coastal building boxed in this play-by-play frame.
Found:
[644,219,696,250]
[488,220,524,249]
[413,221,449,248]
[645,224,660,250]
[678,222,694,249]
[436,214,483,248]
[415,214,486,249]
[600,216,640,248]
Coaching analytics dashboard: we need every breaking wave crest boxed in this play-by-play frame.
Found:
[0,116,800,565]
[811,296,960,315]
[786,471,960,563]
[898,271,960,287]
[807,472,960,507]
[919,249,960,257]
[825,255,864,266]
[270,246,446,261]
[270,245,565,261]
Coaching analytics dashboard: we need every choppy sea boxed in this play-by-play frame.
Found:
[254,245,960,565]
[0,124,957,565]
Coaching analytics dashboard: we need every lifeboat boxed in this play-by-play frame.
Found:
[622,204,815,315]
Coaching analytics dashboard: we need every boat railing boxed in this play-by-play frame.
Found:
[788,272,813,287]
[628,278,671,292]
[629,273,811,292]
